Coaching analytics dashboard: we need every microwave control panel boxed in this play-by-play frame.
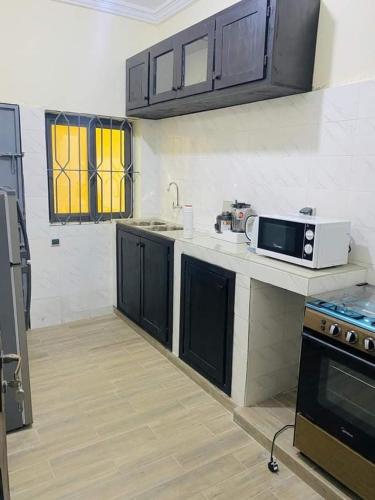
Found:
[303,224,316,261]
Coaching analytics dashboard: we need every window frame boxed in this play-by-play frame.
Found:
[45,111,133,224]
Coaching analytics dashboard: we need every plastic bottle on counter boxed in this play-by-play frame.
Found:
[183,205,194,239]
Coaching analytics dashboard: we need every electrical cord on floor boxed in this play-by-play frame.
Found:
[267,424,295,473]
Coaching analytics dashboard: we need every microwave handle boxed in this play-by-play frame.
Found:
[302,331,375,369]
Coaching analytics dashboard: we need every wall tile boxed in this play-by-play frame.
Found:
[138,80,375,279]
[20,106,116,327]
[358,80,375,119]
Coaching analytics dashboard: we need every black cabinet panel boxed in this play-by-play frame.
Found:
[117,229,141,323]
[140,236,172,346]
[126,50,149,110]
[117,226,173,349]
[214,0,268,90]
[180,256,235,395]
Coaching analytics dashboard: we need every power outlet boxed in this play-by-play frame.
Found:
[51,239,60,247]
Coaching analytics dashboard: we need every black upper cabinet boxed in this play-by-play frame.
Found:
[180,256,235,395]
[214,0,268,90]
[126,50,149,110]
[126,0,321,119]
[117,225,173,350]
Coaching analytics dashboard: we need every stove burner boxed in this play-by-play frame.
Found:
[320,302,337,310]
[337,309,364,320]
[317,302,364,319]
[308,285,375,333]
[363,317,375,326]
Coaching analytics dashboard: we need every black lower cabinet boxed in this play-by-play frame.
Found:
[117,230,141,323]
[117,225,173,349]
[139,236,172,346]
[180,255,235,395]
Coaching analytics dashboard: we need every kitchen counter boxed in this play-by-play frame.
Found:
[118,222,367,296]
[169,229,367,407]
[117,221,368,407]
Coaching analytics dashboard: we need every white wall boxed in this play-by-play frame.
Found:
[139,1,375,283]
[3,0,375,326]
[142,80,375,281]
[0,0,159,116]
[0,0,159,327]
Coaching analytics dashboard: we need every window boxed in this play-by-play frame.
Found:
[45,112,133,223]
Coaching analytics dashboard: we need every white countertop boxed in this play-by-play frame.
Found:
[118,223,368,296]
[166,230,364,275]
[162,230,367,296]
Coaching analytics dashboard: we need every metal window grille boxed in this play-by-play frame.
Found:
[45,111,133,224]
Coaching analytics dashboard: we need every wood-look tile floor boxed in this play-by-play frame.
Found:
[7,315,321,500]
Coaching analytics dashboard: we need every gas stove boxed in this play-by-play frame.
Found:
[305,284,375,355]
[307,284,375,333]
[297,285,375,499]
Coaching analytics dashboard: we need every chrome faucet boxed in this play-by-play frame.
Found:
[167,182,182,209]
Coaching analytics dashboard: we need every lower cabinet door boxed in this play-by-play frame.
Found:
[180,255,235,395]
[117,229,141,323]
[139,236,172,349]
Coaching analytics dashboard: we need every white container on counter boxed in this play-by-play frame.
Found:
[183,205,193,239]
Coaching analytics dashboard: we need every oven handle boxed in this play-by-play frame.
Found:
[302,331,375,369]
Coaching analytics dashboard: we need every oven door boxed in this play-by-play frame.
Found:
[257,217,306,259]
[297,331,375,463]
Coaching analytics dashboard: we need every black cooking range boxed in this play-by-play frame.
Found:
[295,284,375,500]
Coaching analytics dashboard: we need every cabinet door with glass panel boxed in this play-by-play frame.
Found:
[149,19,215,104]
[175,19,215,99]
[149,37,177,105]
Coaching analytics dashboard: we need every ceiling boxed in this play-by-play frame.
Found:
[53,0,196,23]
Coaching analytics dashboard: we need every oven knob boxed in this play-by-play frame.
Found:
[329,324,341,336]
[364,338,375,352]
[305,230,314,241]
[304,244,313,255]
[345,331,358,344]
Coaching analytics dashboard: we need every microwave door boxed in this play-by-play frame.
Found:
[258,218,305,258]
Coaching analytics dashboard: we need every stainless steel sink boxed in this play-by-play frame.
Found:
[126,219,166,227]
[149,225,183,232]
[122,219,183,232]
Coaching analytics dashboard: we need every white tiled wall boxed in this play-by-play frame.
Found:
[245,280,305,405]
[139,79,375,282]
[20,106,115,328]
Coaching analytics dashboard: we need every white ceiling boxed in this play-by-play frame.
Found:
[53,0,196,23]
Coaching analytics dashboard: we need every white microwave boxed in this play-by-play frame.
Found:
[253,215,351,269]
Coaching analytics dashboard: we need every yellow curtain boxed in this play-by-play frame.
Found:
[96,128,126,213]
[51,125,89,214]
